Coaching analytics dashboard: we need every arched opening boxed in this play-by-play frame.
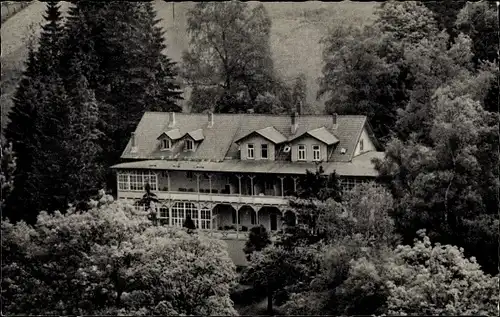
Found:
[238,205,257,232]
[213,204,237,230]
[258,206,282,232]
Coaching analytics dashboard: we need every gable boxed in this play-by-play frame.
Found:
[353,126,377,157]
[235,126,287,144]
[289,127,339,145]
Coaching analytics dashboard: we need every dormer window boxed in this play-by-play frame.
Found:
[161,138,172,150]
[298,144,306,161]
[185,139,194,151]
[261,144,268,159]
[312,145,321,161]
[247,144,255,159]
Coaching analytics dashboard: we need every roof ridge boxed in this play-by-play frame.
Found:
[143,111,367,119]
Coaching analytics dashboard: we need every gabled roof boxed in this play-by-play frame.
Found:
[288,126,339,145]
[157,129,182,140]
[235,126,287,144]
[186,129,204,141]
[122,112,374,162]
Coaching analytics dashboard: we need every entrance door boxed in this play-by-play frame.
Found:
[270,213,277,231]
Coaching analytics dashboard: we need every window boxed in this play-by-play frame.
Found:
[171,203,184,227]
[247,144,254,159]
[298,144,306,161]
[161,138,172,150]
[118,173,129,190]
[360,139,364,151]
[200,208,211,229]
[186,205,198,228]
[169,202,200,228]
[118,171,157,191]
[143,172,158,191]
[313,145,321,161]
[130,172,143,191]
[186,171,194,179]
[261,144,268,159]
[185,139,194,151]
[159,206,169,220]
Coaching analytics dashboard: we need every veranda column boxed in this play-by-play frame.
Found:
[249,175,255,196]
[167,171,171,192]
[168,205,172,226]
[236,174,242,196]
[292,176,298,193]
[279,176,285,197]
[208,174,212,194]
[195,173,201,229]
[236,174,243,240]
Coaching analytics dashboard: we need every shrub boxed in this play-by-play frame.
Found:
[243,225,271,261]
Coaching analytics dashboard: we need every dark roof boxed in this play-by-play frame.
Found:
[111,152,384,177]
[121,112,373,162]
[235,126,287,144]
[289,127,340,145]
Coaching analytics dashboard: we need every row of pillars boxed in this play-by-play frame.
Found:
[148,200,294,239]
[164,171,299,197]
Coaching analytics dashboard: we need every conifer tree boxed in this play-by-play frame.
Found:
[4,2,67,223]
[37,1,64,76]
[61,2,183,191]
[61,59,105,204]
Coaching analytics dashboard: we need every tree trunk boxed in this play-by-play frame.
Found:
[267,287,273,315]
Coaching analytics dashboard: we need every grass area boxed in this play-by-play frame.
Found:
[0,1,378,136]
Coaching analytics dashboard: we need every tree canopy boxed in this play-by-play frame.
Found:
[183,1,291,114]
[1,197,238,315]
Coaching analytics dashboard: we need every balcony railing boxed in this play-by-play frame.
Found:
[118,189,289,206]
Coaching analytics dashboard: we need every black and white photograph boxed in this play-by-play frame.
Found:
[1,0,499,315]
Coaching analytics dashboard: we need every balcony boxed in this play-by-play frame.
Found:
[117,189,289,207]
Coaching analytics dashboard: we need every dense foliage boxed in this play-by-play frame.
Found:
[243,225,272,261]
[318,0,498,275]
[385,230,499,316]
[318,0,498,142]
[3,2,182,223]
[183,1,298,114]
[1,195,238,315]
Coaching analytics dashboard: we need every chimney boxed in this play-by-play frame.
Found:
[168,112,176,127]
[332,113,338,129]
[130,132,138,153]
[291,112,299,134]
[208,112,214,127]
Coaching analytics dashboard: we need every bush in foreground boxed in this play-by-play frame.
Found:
[1,198,238,315]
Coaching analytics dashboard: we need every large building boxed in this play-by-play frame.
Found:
[111,111,384,233]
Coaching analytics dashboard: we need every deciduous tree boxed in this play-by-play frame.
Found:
[385,230,499,316]
[1,198,238,315]
[182,1,279,113]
